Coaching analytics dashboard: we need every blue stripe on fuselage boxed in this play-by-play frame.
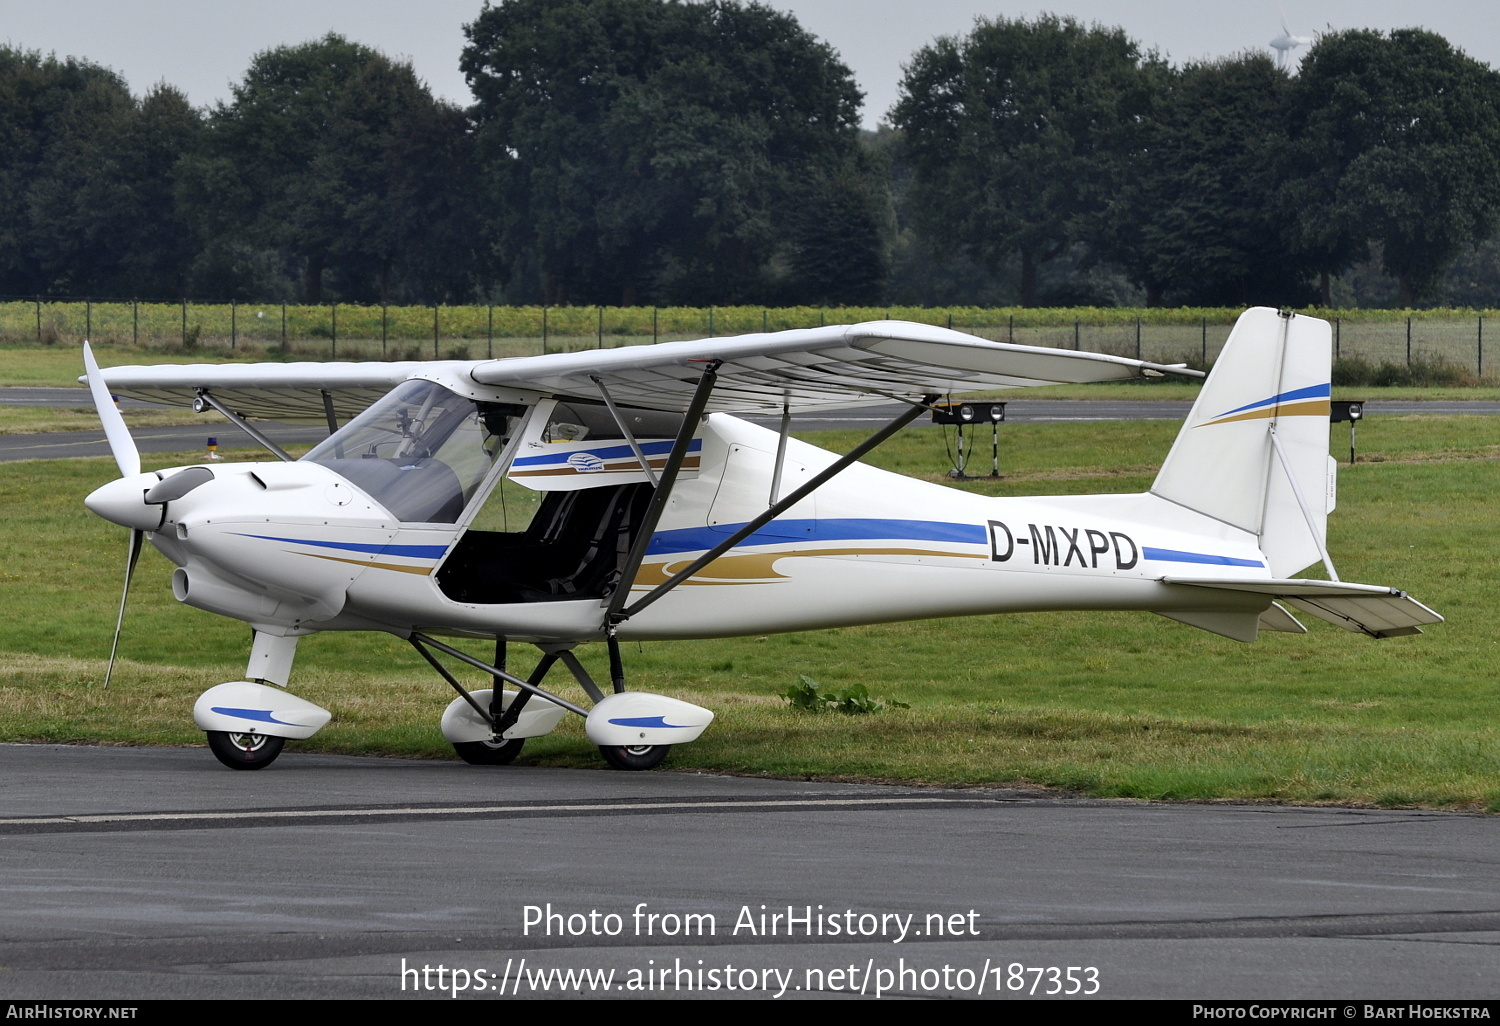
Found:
[644,519,988,556]
[233,534,448,559]
[1142,546,1264,567]
[512,438,701,467]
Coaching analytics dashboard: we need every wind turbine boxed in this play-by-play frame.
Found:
[1270,3,1314,70]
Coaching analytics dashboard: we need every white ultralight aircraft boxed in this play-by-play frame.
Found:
[81,307,1441,770]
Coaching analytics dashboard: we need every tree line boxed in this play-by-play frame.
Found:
[3,1,1499,310]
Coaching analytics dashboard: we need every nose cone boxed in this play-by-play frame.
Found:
[85,472,164,531]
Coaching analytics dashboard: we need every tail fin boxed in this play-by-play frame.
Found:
[1151,308,1334,578]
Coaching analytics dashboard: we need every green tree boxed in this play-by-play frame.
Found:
[1285,29,1500,307]
[892,15,1155,307]
[462,0,876,305]
[0,48,123,295]
[185,34,478,304]
[101,85,202,298]
[786,155,891,305]
[1099,54,1315,307]
[0,49,199,298]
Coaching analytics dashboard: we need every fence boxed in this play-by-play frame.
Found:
[0,299,1491,378]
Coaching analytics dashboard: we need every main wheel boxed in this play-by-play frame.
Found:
[599,743,670,771]
[206,730,284,770]
[453,737,524,765]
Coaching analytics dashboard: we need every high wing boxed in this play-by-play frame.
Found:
[94,361,442,422]
[94,321,1198,421]
[468,320,1197,413]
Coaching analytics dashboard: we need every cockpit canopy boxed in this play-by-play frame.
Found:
[303,380,523,523]
[303,380,690,524]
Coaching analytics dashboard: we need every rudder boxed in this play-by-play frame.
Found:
[1151,308,1333,578]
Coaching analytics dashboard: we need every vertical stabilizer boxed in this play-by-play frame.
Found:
[1151,308,1333,577]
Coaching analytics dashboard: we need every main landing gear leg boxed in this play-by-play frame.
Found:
[411,632,707,772]
[459,643,570,765]
[454,636,524,765]
[595,625,668,770]
[414,633,584,766]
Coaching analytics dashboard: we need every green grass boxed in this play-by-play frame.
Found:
[0,343,370,387]
[2,417,1499,808]
[0,406,227,434]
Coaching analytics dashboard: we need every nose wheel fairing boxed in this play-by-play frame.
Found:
[193,680,330,772]
[193,681,333,739]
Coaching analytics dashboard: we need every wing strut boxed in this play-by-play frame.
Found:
[769,392,791,505]
[615,393,940,624]
[320,389,340,436]
[592,375,658,485]
[605,362,724,625]
[601,361,724,692]
[193,389,295,462]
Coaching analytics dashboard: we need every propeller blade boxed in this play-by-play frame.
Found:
[103,529,143,689]
[83,342,140,478]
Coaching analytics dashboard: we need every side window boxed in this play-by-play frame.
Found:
[467,474,546,534]
[545,402,684,442]
[506,400,695,491]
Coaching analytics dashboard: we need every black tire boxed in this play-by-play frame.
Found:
[453,737,524,765]
[599,744,669,771]
[206,730,284,770]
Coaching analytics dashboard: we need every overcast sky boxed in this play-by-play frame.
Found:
[2,1,1498,128]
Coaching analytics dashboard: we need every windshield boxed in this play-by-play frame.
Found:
[303,380,526,523]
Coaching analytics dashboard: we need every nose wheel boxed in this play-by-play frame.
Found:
[206,730,285,770]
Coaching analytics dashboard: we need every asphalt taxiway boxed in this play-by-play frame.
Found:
[1,744,1495,1000]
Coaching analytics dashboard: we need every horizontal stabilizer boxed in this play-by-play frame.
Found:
[1162,578,1442,639]
[1156,609,1263,642]
[1155,600,1307,643]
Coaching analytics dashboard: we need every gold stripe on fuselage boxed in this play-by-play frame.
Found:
[298,542,985,585]
[303,552,436,575]
[631,546,986,588]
